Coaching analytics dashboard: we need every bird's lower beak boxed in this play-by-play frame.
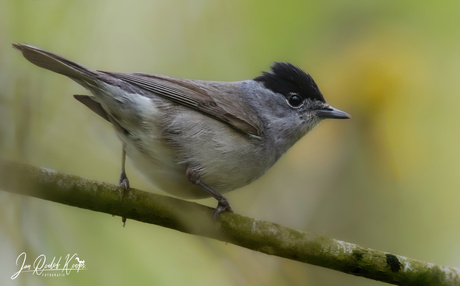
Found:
[316,106,351,119]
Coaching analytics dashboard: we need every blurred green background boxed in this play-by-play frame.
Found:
[1,0,460,285]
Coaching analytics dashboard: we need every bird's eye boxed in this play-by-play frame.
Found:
[287,93,303,108]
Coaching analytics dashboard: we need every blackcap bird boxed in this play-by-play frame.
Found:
[13,43,350,219]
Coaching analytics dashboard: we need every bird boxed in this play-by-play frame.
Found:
[13,43,350,220]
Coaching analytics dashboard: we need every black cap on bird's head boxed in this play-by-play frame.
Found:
[254,62,350,119]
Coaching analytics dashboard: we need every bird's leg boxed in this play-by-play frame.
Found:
[186,166,233,220]
[119,146,130,226]
[119,147,130,189]
[197,181,234,220]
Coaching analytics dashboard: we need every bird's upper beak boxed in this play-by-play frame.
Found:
[316,106,351,119]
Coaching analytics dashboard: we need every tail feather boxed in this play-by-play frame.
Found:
[13,43,96,82]
[73,95,110,122]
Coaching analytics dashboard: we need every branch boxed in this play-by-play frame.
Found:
[0,160,458,285]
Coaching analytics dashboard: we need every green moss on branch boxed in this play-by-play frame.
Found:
[0,160,459,285]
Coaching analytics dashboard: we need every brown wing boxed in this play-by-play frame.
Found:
[102,72,263,137]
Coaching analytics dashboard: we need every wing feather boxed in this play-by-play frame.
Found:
[102,72,262,136]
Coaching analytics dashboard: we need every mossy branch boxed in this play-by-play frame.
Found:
[0,160,459,285]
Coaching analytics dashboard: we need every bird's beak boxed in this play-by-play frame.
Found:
[316,106,351,119]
